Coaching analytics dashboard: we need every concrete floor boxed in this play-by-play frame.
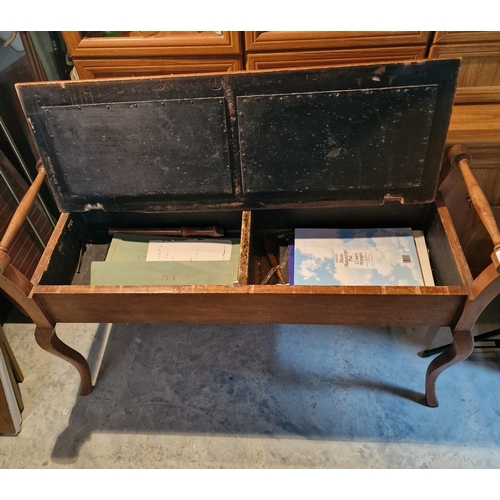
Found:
[1,301,500,469]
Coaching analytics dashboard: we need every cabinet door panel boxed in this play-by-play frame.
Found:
[245,31,431,51]
[430,43,500,87]
[63,31,242,57]
[74,58,243,79]
[246,46,427,71]
[447,104,500,144]
[433,32,500,44]
[430,43,500,103]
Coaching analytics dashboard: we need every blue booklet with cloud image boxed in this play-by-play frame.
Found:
[293,228,424,286]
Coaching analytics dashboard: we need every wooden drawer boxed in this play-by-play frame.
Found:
[447,104,500,144]
[433,32,500,44]
[429,42,500,103]
[245,31,431,51]
[246,46,427,70]
[74,57,243,79]
[63,31,242,58]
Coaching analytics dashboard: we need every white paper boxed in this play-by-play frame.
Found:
[146,239,232,262]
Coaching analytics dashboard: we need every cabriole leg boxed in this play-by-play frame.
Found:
[425,330,474,407]
[35,327,92,396]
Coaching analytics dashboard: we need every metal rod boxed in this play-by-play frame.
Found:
[420,328,500,358]
[0,115,55,227]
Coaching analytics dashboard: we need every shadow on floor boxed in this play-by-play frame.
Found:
[51,322,500,463]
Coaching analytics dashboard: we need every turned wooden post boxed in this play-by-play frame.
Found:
[0,160,93,396]
[0,160,46,274]
[448,144,500,272]
[425,145,500,407]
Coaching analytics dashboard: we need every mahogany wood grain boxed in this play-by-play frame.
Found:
[426,261,500,406]
[32,285,467,327]
[244,32,431,52]
[425,330,474,407]
[456,263,500,332]
[34,327,92,396]
[3,264,32,298]
[425,249,500,407]
[0,273,52,328]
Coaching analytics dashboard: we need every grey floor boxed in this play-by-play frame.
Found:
[1,300,500,469]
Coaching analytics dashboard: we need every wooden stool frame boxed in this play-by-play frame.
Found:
[2,63,499,408]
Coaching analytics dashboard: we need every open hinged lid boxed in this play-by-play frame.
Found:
[16,59,459,213]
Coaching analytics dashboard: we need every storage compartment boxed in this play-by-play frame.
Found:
[35,209,248,286]
[34,199,468,290]
[29,196,471,329]
[249,202,468,288]
[18,60,471,328]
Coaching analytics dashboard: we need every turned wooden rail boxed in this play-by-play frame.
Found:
[448,144,500,273]
[0,160,46,274]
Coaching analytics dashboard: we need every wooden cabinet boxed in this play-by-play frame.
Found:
[429,31,500,104]
[63,31,243,78]
[73,58,243,79]
[64,31,242,57]
[244,31,431,51]
[244,31,431,70]
[433,32,500,44]
[246,46,427,71]
[64,31,434,78]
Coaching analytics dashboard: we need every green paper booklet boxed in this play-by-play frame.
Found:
[91,233,240,286]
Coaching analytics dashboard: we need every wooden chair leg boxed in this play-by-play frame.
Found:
[34,327,92,396]
[425,330,474,407]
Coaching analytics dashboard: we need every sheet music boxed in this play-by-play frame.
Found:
[146,239,232,262]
